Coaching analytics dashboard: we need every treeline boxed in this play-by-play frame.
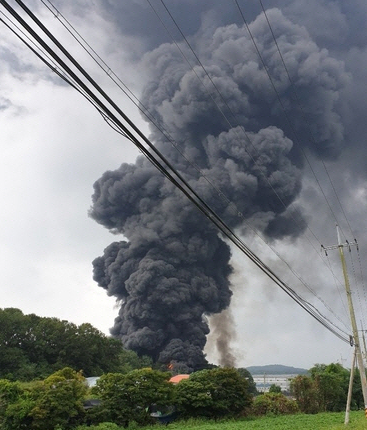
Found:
[0,367,257,430]
[1,362,364,430]
[0,308,151,381]
[291,363,364,413]
[1,308,364,429]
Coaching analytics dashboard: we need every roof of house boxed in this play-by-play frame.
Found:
[169,374,190,384]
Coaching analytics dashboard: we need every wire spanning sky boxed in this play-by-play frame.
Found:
[1,0,367,368]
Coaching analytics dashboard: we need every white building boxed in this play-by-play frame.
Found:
[252,374,298,393]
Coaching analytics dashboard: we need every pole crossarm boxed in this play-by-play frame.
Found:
[322,241,358,255]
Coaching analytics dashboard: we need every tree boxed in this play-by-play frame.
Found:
[94,368,174,427]
[0,308,127,380]
[29,367,87,430]
[237,368,258,395]
[0,379,28,428]
[175,367,252,418]
[291,363,356,414]
[290,375,318,414]
[311,363,348,412]
[117,349,153,374]
[269,384,282,394]
[0,369,87,430]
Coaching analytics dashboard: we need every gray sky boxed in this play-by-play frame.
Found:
[1,0,366,369]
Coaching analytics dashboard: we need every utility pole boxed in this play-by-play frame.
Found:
[361,324,367,363]
[345,349,357,425]
[322,225,367,421]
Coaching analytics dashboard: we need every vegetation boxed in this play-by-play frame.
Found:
[291,362,363,413]
[0,308,151,381]
[91,368,174,427]
[175,367,252,418]
[1,308,367,430]
[251,392,298,416]
[73,412,367,430]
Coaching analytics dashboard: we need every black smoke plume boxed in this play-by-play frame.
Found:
[90,8,348,370]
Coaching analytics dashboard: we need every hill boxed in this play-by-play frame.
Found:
[246,364,308,375]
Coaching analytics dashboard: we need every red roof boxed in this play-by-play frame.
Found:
[169,374,190,384]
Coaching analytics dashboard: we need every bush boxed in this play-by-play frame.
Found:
[251,393,299,416]
[175,368,252,418]
[93,368,174,427]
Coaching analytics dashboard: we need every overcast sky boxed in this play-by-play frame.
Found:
[1,0,367,370]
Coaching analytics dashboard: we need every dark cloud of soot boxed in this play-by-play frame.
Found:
[89,8,349,371]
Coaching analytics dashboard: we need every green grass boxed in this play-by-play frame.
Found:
[137,411,367,430]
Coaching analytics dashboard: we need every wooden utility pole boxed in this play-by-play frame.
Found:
[322,225,367,422]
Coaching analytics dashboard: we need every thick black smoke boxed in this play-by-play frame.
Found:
[90,8,349,369]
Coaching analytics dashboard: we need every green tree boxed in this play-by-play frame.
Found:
[237,368,258,395]
[117,349,153,374]
[311,363,348,411]
[269,384,282,393]
[291,363,353,414]
[3,394,35,430]
[0,379,26,428]
[94,368,173,427]
[0,308,127,380]
[290,375,318,414]
[175,367,252,418]
[29,367,87,430]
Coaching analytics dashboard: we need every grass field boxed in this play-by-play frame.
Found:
[138,411,367,430]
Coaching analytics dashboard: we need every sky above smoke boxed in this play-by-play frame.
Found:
[1,0,367,369]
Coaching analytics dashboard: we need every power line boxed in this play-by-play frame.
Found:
[257,0,356,240]
[145,0,350,335]
[233,0,348,236]
[0,0,351,344]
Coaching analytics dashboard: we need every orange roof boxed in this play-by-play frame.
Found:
[169,374,190,384]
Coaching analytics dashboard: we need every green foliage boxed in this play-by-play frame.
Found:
[291,363,355,414]
[268,384,282,393]
[236,368,258,395]
[251,392,299,416]
[0,308,126,381]
[291,374,319,414]
[175,367,252,418]
[291,363,363,413]
[117,349,153,374]
[1,368,87,430]
[0,379,23,405]
[93,368,174,427]
[139,411,367,430]
[29,367,87,430]
[0,379,33,429]
[3,394,35,430]
[312,363,349,412]
[74,412,367,430]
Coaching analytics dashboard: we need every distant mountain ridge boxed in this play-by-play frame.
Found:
[246,364,308,375]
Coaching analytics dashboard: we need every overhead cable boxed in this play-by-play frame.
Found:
[146,0,349,334]
[0,0,350,344]
[257,0,356,240]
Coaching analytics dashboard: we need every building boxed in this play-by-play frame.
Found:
[252,374,297,393]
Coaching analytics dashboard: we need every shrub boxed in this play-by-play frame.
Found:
[175,368,252,418]
[251,392,299,416]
